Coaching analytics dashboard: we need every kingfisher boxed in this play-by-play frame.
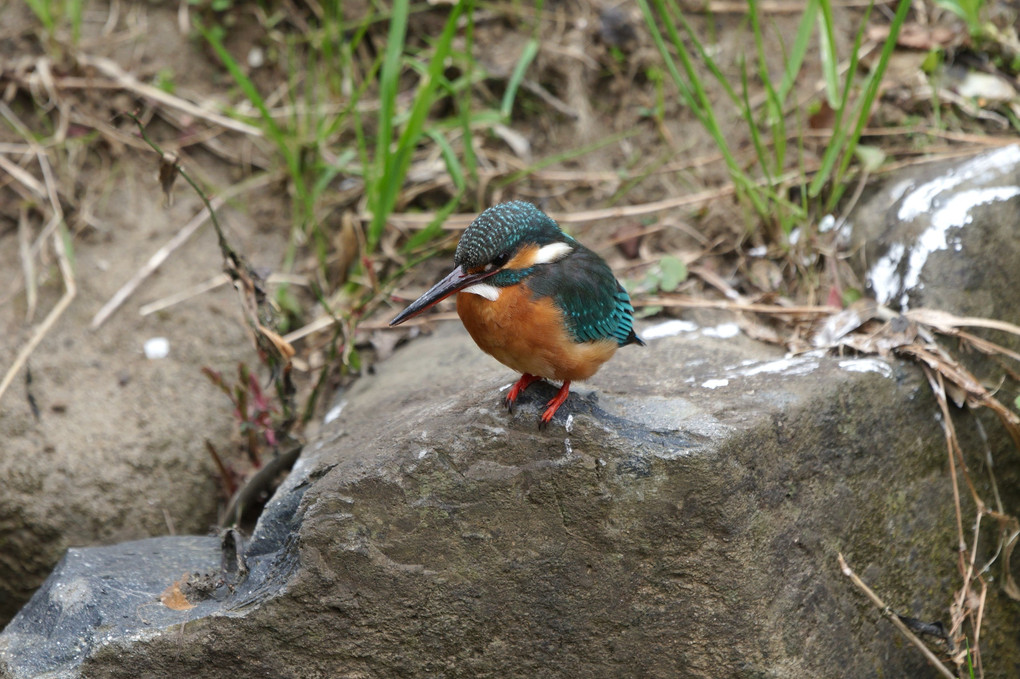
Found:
[389,201,644,426]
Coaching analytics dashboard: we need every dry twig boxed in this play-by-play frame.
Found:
[373,186,738,231]
[76,55,264,138]
[838,553,956,679]
[90,171,278,329]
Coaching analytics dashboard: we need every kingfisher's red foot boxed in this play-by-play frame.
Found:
[505,373,542,412]
[538,380,572,428]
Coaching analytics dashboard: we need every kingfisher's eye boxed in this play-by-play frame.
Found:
[488,251,511,271]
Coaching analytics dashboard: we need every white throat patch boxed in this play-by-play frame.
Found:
[461,283,500,301]
[533,242,573,265]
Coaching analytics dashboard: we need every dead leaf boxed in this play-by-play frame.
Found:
[160,573,195,611]
[809,100,835,130]
[952,70,1018,103]
[158,152,179,207]
[811,299,880,347]
[747,258,783,293]
[612,222,645,260]
[330,210,361,285]
[905,308,1020,338]
[258,325,296,360]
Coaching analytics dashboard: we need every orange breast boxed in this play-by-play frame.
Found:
[456,284,618,382]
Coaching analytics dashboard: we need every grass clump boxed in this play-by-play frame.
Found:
[192,0,557,325]
[636,0,911,240]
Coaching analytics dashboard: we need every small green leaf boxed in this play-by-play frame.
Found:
[635,305,663,319]
[658,256,688,292]
[921,49,942,74]
[154,68,176,94]
[854,145,886,172]
[347,348,362,371]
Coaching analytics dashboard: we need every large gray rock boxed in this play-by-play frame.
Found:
[4,317,1017,677]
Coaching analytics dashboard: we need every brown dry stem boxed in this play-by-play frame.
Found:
[89,171,278,329]
[838,553,956,679]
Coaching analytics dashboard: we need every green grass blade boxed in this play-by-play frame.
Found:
[195,22,284,143]
[501,39,539,121]
[195,21,305,211]
[667,0,742,110]
[310,149,357,202]
[403,131,464,251]
[826,0,910,208]
[68,0,83,45]
[738,55,774,188]
[748,0,786,172]
[638,0,768,220]
[777,0,819,105]
[636,0,699,119]
[25,0,53,32]
[372,0,409,208]
[367,0,469,252]
[807,0,874,198]
[458,8,479,197]
[429,129,466,193]
[816,0,840,108]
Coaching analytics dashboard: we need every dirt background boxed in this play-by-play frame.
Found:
[0,2,297,621]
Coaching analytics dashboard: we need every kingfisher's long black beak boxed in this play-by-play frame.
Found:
[389,265,495,326]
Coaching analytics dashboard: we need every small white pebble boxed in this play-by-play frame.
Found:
[143,337,169,359]
[247,47,265,69]
[642,319,698,340]
[702,323,740,339]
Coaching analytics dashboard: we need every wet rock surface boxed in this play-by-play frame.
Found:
[1,537,224,678]
[848,142,1020,429]
[4,316,1018,677]
[852,144,1020,329]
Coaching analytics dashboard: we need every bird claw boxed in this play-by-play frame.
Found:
[505,373,541,415]
[502,375,570,429]
[536,380,571,429]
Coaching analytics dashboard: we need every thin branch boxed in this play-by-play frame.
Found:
[371,185,738,231]
[90,168,277,329]
[76,55,264,138]
[838,553,955,679]
[639,295,840,316]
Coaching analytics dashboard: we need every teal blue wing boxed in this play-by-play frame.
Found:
[527,245,643,347]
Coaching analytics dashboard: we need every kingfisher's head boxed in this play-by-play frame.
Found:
[389,202,576,326]
[454,201,574,273]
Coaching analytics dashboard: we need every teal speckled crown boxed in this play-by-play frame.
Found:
[454,201,571,270]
